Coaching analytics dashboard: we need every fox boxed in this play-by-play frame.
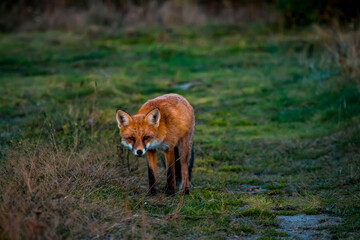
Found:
[116,94,195,196]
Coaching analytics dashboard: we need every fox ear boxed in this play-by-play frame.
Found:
[145,108,161,127]
[116,110,132,128]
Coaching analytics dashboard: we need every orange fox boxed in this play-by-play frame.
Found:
[116,94,195,195]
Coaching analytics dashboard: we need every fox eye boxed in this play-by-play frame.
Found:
[128,137,135,141]
[143,136,150,141]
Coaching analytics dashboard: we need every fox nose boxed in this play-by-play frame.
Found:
[136,150,143,156]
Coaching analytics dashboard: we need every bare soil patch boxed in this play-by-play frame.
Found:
[277,214,342,240]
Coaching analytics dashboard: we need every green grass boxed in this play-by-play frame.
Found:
[0,25,359,239]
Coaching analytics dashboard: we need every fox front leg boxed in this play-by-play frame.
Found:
[164,148,176,196]
[146,150,157,196]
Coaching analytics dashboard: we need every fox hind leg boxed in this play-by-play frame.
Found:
[174,146,182,187]
[188,145,194,182]
[179,135,193,195]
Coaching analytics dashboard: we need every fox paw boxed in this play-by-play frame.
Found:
[165,186,175,196]
[146,188,157,196]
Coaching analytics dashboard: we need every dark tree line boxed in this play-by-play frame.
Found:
[1,0,359,31]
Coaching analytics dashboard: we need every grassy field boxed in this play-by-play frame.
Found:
[0,25,359,239]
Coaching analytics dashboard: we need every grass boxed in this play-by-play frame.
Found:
[0,24,359,239]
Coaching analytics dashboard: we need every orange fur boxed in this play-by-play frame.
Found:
[116,94,195,195]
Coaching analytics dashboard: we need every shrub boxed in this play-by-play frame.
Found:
[278,0,360,27]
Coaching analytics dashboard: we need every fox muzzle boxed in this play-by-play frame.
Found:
[134,149,146,157]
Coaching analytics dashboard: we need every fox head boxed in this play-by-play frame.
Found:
[116,108,161,157]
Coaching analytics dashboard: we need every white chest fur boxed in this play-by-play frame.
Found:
[146,139,169,151]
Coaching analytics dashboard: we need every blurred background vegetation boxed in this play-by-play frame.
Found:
[1,0,360,31]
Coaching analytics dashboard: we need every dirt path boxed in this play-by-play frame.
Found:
[276,214,342,240]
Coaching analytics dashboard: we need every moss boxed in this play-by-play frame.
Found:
[263,183,286,190]
[219,165,245,172]
[264,229,289,237]
[267,190,282,196]
[273,210,299,216]
[206,119,228,127]
[304,208,322,215]
[240,209,276,219]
